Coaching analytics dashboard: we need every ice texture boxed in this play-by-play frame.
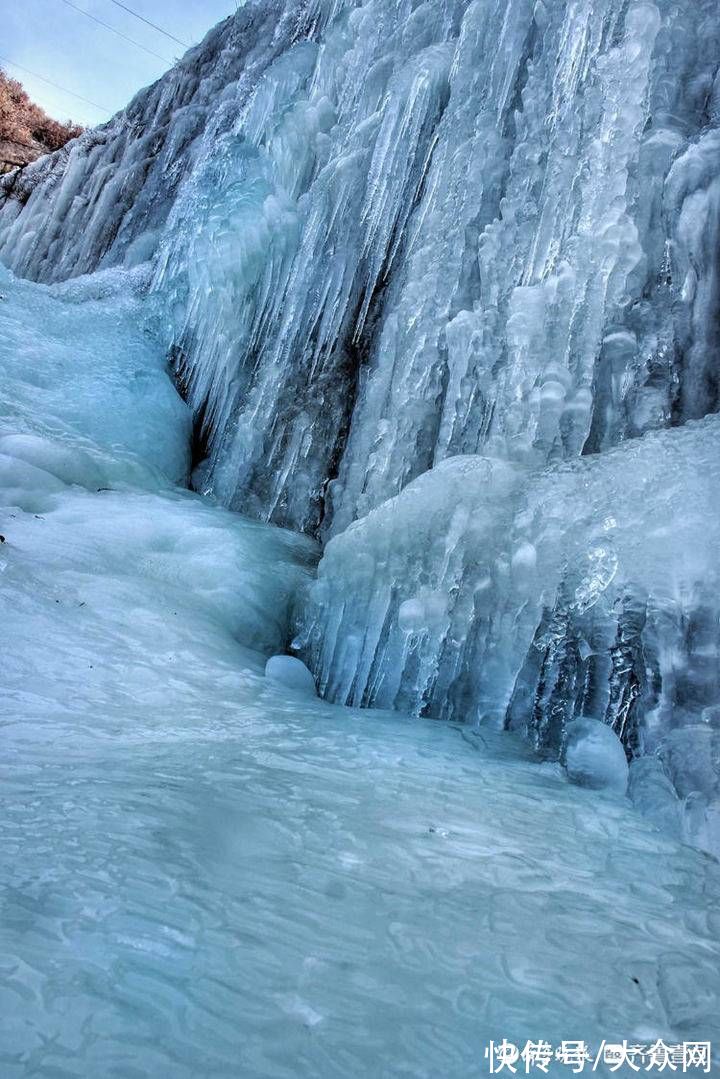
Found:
[0,263,190,489]
[4,249,720,1077]
[2,3,720,1065]
[1,1,719,843]
[0,262,316,663]
[1,0,718,538]
[296,420,720,849]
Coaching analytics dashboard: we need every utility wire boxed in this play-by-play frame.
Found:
[59,0,174,65]
[0,55,110,114]
[105,0,189,49]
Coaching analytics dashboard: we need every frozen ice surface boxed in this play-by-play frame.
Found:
[565,719,629,796]
[2,232,720,1078]
[5,662,720,1078]
[297,423,720,838]
[0,262,316,666]
[265,654,318,697]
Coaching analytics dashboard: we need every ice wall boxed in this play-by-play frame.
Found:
[154,0,720,537]
[4,206,720,1076]
[295,418,720,850]
[2,0,719,536]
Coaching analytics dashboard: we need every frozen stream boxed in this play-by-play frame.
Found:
[1,267,719,1077]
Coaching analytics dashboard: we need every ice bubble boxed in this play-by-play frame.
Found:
[265,655,318,698]
[564,718,629,796]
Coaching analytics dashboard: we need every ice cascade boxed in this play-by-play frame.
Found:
[1,0,720,846]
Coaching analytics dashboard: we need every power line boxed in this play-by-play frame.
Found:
[0,55,110,114]
[105,0,189,49]
[59,0,174,65]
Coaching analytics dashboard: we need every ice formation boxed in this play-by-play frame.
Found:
[265,653,318,696]
[1,0,717,528]
[564,718,630,795]
[297,418,720,848]
[0,262,316,659]
[3,258,719,1075]
[1,0,719,845]
[2,0,720,1068]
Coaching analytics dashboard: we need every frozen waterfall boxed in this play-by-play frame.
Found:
[0,258,716,1079]
[2,256,718,1076]
[2,0,719,847]
[3,0,719,535]
[2,0,720,1071]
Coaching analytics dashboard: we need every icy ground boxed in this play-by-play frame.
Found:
[1,265,720,1077]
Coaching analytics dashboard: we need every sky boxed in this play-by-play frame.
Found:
[2,0,241,127]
